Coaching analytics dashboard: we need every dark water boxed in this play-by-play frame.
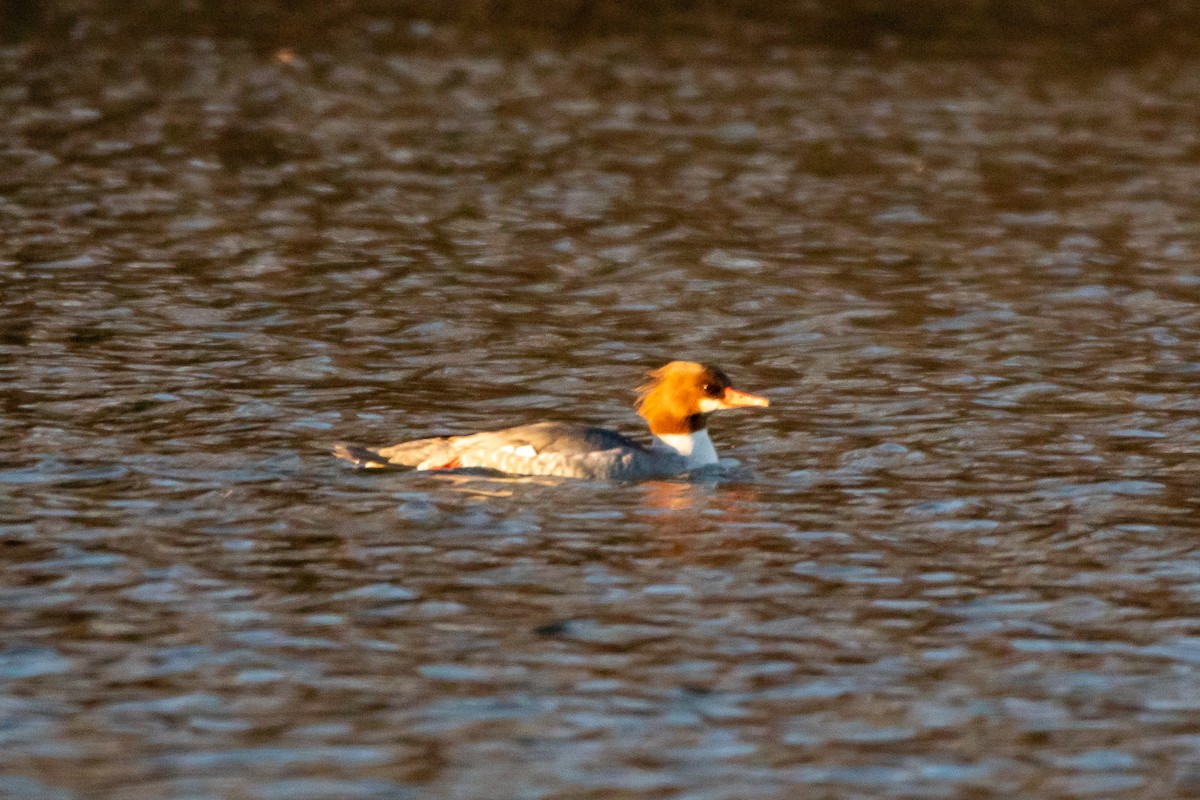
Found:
[3,20,1200,800]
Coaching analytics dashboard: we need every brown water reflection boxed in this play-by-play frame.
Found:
[2,15,1200,800]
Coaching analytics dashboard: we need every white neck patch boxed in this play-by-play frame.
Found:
[653,429,719,468]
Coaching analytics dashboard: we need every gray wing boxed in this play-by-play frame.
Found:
[456,422,647,456]
[450,422,661,479]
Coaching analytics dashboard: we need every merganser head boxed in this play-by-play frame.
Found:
[636,361,769,436]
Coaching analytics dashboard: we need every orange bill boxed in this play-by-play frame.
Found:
[721,386,770,408]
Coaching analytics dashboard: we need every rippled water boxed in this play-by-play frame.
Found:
[3,18,1200,799]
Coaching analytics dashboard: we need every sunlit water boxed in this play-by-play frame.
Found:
[2,21,1200,800]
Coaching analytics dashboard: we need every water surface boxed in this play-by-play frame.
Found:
[2,20,1200,800]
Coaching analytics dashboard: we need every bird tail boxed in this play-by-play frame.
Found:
[332,442,396,469]
[333,437,458,469]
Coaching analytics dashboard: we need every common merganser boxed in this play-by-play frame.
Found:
[333,361,770,480]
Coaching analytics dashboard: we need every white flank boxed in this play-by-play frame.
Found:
[499,444,538,458]
[653,430,719,468]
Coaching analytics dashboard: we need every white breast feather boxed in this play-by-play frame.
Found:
[653,430,718,468]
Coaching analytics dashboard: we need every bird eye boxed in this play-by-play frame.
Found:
[703,383,723,398]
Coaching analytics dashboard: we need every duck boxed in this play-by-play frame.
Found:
[333,361,769,480]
